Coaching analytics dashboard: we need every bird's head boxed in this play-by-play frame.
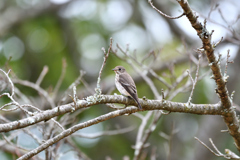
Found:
[112,66,126,74]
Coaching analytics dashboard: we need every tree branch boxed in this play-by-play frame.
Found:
[0,94,222,133]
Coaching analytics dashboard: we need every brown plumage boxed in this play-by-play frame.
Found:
[112,66,142,110]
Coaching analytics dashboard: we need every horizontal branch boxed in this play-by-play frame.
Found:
[0,95,223,132]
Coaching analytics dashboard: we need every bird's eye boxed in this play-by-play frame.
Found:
[119,68,121,71]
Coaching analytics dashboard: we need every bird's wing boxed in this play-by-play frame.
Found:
[119,73,142,109]
[119,73,137,95]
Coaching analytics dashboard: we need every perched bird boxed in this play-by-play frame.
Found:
[112,66,142,110]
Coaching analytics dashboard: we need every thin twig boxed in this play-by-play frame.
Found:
[194,137,237,159]
[0,69,14,96]
[58,70,86,105]
[187,54,201,105]
[148,0,185,19]
[36,66,48,86]
[195,137,220,156]
[96,37,113,92]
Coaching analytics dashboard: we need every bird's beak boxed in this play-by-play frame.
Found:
[112,68,117,71]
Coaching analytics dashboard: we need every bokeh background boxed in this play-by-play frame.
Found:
[0,0,240,159]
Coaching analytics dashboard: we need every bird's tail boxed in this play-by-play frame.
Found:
[130,94,142,110]
[136,99,142,110]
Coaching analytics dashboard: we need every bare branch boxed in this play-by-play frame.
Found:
[0,95,223,133]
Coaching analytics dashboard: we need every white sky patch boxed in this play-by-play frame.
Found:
[217,1,240,23]
[50,0,70,5]
[79,34,106,60]
[174,15,200,40]
[99,1,132,32]
[215,43,239,60]
[139,0,172,45]
[112,24,149,52]
[78,34,106,76]
[60,0,97,19]
[3,36,25,61]
[172,0,240,43]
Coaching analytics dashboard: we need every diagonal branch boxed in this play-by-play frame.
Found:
[177,0,240,152]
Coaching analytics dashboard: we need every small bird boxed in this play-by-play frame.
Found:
[112,66,142,110]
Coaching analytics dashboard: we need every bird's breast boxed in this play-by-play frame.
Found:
[115,75,131,97]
